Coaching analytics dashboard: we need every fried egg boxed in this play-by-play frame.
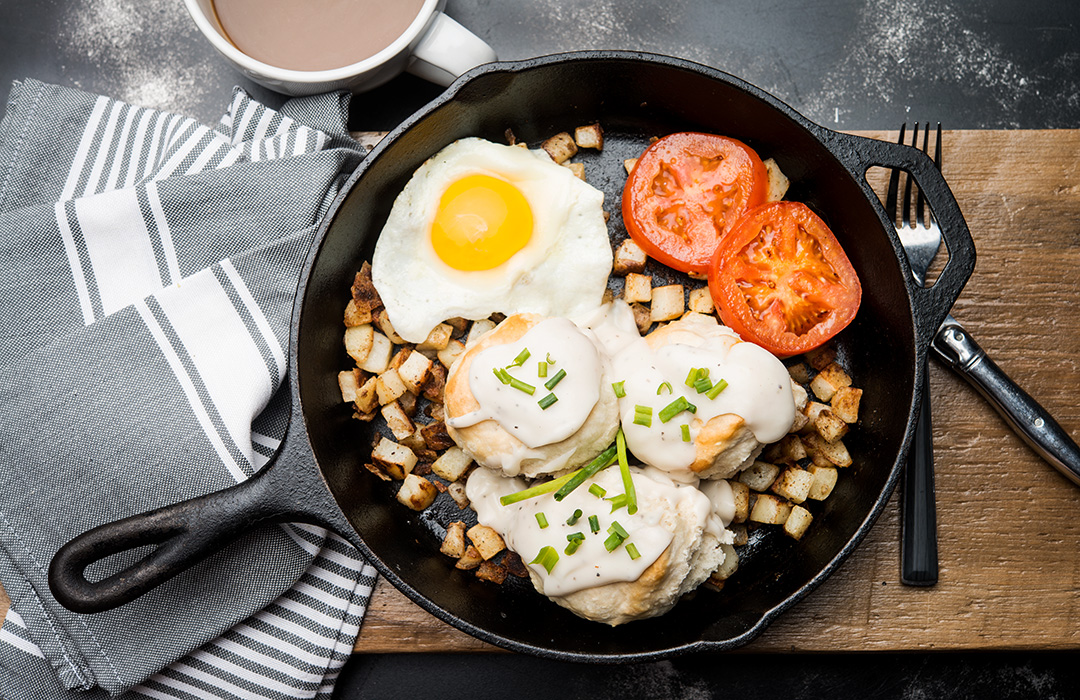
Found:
[371,137,613,344]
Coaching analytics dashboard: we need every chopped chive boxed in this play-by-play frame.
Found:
[567,509,582,526]
[681,424,691,442]
[546,353,555,364]
[508,376,536,395]
[604,532,624,552]
[499,470,579,505]
[589,514,600,533]
[615,428,637,514]
[612,380,626,398]
[553,444,618,501]
[535,512,549,529]
[659,396,697,423]
[544,368,567,390]
[589,483,607,498]
[566,532,585,543]
[694,376,713,394]
[564,539,583,555]
[626,543,641,560]
[493,367,511,385]
[657,381,672,395]
[608,521,630,539]
[633,404,653,427]
[510,348,531,366]
[537,392,558,410]
[537,361,548,378]
[607,493,629,512]
[529,545,559,573]
[706,378,729,400]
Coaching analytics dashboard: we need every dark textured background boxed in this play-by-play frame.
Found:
[2,1,1078,698]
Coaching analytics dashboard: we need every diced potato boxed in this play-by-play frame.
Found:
[563,161,585,180]
[810,362,853,401]
[623,273,652,303]
[420,421,455,451]
[455,545,483,570]
[375,369,408,405]
[466,319,496,348]
[447,481,470,509]
[440,521,467,558]
[444,317,470,336]
[363,462,392,481]
[650,284,684,322]
[467,524,506,560]
[787,362,813,385]
[417,323,453,352]
[814,407,849,442]
[343,298,372,327]
[380,400,415,440]
[399,429,427,454]
[357,330,393,374]
[783,505,813,540]
[344,324,374,364]
[711,543,739,583]
[613,237,648,276]
[803,400,830,427]
[764,157,790,202]
[431,445,473,482]
[338,369,361,403]
[425,402,445,423]
[350,262,382,316]
[541,132,577,163]
[730,480,750,524]
[738,460,781,492]
[389,346,412,371]
[771,467,814,504]
[502,551,528,578]
[371,437,417,480]
[475,560,508,584]
[397,351,433,395]
[687,286,714,314]
[730,523,749,546]
[623,158,638,174]
[422,362,447,402]
[807,465,838,500]
[354,375,379,414]
[397,389,418,417]
[805,344,837,370]
[790,410,809,433]
[373,308,405,345]
[438,338,466,369]
[629,302,651,334]
[831,386,863,424]
[802,433,853,467]
[791,383,809,412]
[574,122,604,150]
[396,473,438,511]
[778,433,808,462]
[749,493,792,525]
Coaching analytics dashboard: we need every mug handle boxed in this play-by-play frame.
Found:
[406,13,498,86]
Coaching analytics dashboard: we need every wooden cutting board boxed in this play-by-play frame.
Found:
[3,129,1079,653]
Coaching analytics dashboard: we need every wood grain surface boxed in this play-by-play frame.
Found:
[2,129,1078,654]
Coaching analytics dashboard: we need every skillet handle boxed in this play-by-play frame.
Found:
[821,129,976,342]
[48,417,336,614]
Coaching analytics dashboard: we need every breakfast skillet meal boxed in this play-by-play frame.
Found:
[337,123,864,626]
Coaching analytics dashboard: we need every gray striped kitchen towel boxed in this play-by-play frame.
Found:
[0,79,377,698]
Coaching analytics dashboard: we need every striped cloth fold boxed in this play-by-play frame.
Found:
[0,79,377,699]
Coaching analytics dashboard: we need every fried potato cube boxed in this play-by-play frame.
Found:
[613,238,648,276]
[749,493,792,525]
[623,272,652,303]
[381,400,416,440]
[623,158,638,174]
[802,400,830,427]
[783,505,813,540]
[343,298,372,327]
[804,344,837,370]
[730,480,750,524]
[738,460,781,492]
[418,322,453,352]
[629,302,651,334]
[763,157,790,202]
[354,375,379,415]
[440,521,467,558]
[574,122,604,150]
[431,445,473,482]
[455,545,483,570]
[790,410,809,434]
[811,362,853,401]
[771,467,814,504]
[350,262,383,315]
[466,319,496,348]
[710,543,739,584]
[422,362,447,402]
[502,551,529,578]
[778,433,808,462]
[373,308,405,345]
[338,369,361,403]
[650,284,685,322]
[687,286,714,314]
[389,346,412,371]
[363,462,392,481]
[791,382,809,412]
[375,368,408,405]
[475,560,508,584]
[467,524,506,560]
[437,338,466,369]
[787,361,813,385]
[399,429,427,454]
[447,481,470,509]
[807,465,838,500]
[344,324,374,364]
[831,386,863,424]
[397,473,438,511]
[563,161,585,180]
[814,408,850,442]
[802,433,853,467]
[397,351,433,395]
[357,330,393,374]
[420,421,455,451]
[542,132,578,163]
[730,523,749,546]
[444,317,470,336]
[371,437,417,480]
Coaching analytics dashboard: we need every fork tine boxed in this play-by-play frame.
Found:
[915,123,930,225]
[885,123,906,224]
[901,122,919,229]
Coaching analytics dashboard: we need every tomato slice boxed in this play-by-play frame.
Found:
[622,132,768,274]
[708,201,862,357]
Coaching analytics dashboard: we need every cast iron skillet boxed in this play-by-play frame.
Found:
[49,51,975,661]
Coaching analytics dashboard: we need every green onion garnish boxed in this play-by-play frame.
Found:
[608,521,630,539]
[589,514,600,533]
[633,404,653,427]
[566,532,585,543]
[535,512,549,529]
[493,367,511,384]
[546,353,555,364]
[706,378,729,400]
[607,493,628,512]
[589,483,607,498]
[612,380,626,398]
[567,509,582,526]
[537,361,548,378]
[530,545,559,573]
[681,424,691,442]
[508,376,536,395]
[565,539,583,555]
[615,428,637,514]
[659,396,696,423]
[694,376,713,394]
[537,392,558,410]
[685,367,701,387]
[499,470,579,505]
[604,532,624,552]
[509,348,531,367]
[552,444,618,501]
[626,543,641,560]
[544,368,566,390]
[657,381,672,395]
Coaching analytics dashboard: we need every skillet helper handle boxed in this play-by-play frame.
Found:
[933,317,1080,486]
[900,369,939,585]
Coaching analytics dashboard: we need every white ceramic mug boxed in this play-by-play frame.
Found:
[182,0,498,95]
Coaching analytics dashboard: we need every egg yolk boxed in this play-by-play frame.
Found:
[431,174,533,270]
